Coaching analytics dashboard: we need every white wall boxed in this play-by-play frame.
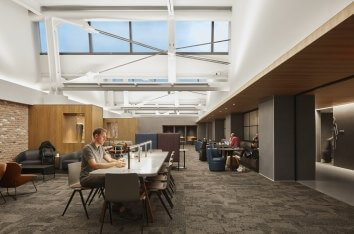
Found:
[0,0,40,88]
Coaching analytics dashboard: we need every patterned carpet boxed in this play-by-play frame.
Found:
[1,145,354,233]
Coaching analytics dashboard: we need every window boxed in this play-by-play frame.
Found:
[38,21,47,53]
[39,20,228,54]
[176,21,212,52]
[131,21,168,52]
[243,110,258,141]
[91,21,130,53]
[58,23,89,53]
[213,21,229,52]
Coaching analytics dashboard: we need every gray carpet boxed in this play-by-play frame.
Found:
[1,145,354,233]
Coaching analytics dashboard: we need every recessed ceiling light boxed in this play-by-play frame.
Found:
[224,107,228,110]
[232,103,236,106]
[219,110,222,112]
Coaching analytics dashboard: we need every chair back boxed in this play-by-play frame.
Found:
[0,163,6,181]
[68,162,81,187]
[0,163,21,187]
[206,148,212,162]
[207,148,220,162]
[105,173,140,202]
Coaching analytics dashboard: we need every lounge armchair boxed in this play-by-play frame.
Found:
[15,150,41,165]
[0,162,37,200]
[206,148,225,171]
[0,163,6,204]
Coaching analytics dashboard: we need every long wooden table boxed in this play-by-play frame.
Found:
[90,150,169,222]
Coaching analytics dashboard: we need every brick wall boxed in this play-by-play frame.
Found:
[0,100,28,163]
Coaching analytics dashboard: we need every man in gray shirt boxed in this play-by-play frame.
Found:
[80,128,125,188]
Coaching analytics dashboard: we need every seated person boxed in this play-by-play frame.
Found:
[229,133,240,148]
[251,134,259,149]
[80,128,126,188]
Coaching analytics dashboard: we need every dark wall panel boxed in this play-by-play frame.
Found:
[333,104,354,170]
[321,113,333,153]
[231,113,243,140]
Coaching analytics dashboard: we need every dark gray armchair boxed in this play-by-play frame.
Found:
[60,151,82,170]
[15,150,41,165]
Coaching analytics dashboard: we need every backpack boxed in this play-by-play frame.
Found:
[41,147,54,164]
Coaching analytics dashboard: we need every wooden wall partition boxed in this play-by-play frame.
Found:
[29,105,103,154]
[103,118,138,144]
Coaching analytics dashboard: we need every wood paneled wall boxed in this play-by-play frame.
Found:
[103,118,138,144]
[28,105,103,154]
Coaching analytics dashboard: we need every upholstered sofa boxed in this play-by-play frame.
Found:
[60,151,82,170]
[15,150,41,165]
[206,148,225,171]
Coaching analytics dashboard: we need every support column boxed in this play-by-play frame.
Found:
[225,113,243,140]
[296,95,315,180]
[231,113,243,140]
[197,123,207,140]
[259,96,295,181]
[213,119,225,142]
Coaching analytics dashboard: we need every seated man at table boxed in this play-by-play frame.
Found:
[229,133,240,148]
[80,128,126,188]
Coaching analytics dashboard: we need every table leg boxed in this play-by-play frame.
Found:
[183,151,186,169]
[42,169,45,182]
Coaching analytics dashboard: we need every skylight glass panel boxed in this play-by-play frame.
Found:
[38,21,47,53]
[91,21,130,52]
[132,21,168,52]
[214,21,229,52]
[177,78,207,83]
[58,23,89,53]
[176,21,211,52]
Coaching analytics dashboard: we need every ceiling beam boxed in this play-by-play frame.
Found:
[41,6,231,11]
[62,83,227,91]
[112,106,201,111]
[31,10,231,21]
[12,0,41,15]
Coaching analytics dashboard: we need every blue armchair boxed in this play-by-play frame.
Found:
[206,148,225,171]
[60,151,82,170]
[194,140,202,152]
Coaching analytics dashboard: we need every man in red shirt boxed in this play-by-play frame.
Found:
[229,133,240,148]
